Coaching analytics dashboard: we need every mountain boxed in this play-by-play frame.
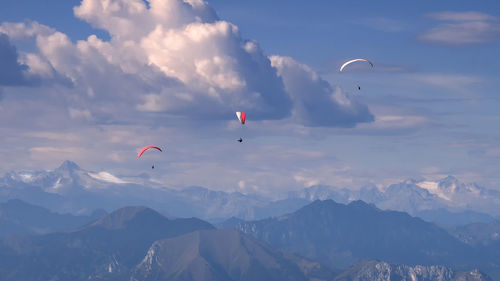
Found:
[447,221,500,279]
[223,200,479,270]
[448,221,500,247]
[2,161,500,223]
[0,206,214,281]
[334,260,492,281]
[0,161,276,220]
[131,228,335,281]
[0,199,105,238]
[415,209,496,226]
[288,177,500,222]
[0,202,495,280]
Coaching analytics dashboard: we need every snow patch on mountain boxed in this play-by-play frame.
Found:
[88,172,129,184]
[417,181,452,201]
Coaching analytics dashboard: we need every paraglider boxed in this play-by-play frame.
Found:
[138,146,162,169]
[339,58,374,72]
[340,58,373,92]
[236,112,245,143]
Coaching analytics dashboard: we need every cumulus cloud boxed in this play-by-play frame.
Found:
[0,33,36,86]
[270,56,374,127]
[0,0,372,127]
[420,11,500,44]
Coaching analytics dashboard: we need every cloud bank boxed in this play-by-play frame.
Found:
[0,0,372,127]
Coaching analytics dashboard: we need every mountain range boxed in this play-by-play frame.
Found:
[0,201,491,281]
[1,161,499,225]
[0,206,214,280]
[2,161,499,223]
[222,199,500,279]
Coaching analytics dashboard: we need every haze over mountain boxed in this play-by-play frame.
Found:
[0,199,105,238]
[2,161,499,225]
[288,176,500,219]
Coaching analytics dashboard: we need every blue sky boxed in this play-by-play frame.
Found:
[0,0,499,195]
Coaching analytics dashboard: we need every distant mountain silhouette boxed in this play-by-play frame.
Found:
[0,199,104,238]
[0,203,494,281]
[132,228,335,281]
[223,199,475,270]
[416,208,496,226]
[0,206,214,281]
[449,220,500,247]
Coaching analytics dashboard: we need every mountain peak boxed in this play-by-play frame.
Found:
[91,206,165,229]
[348,200,378,210]
[57,160,81,172]
[440,175,459,185]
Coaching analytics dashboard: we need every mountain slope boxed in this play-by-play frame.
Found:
[131,228,334,281]
[224,199,473,270]
[334,260,492,281]
[0,206,214,281]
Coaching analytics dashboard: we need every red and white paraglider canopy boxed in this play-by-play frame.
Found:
[138,146,162,158]
[236,112,246,124]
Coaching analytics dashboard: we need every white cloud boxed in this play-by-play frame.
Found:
[354,113,429,134]
[1,0,373,127]
[68,108,93,120]
[414,74,482,95]
[420,11,500,44]
[270,56,374,127]
[426,11,496,22]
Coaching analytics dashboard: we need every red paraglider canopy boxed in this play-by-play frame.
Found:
[138,146,162,158]
[236,112,246,124]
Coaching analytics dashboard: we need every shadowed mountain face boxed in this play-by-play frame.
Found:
[334,260,492,281]
[0,203,493,281]
[447,221,500,278]
[0,206,214,281]
[131,228,335,281]
[415,209,496,226]
[0,199,105,238]
[223,200,475,270]
[449,221,500,247]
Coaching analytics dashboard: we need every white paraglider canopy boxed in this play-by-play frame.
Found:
[339,58,374,72]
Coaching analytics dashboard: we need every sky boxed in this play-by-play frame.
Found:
[0,0,499,196]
